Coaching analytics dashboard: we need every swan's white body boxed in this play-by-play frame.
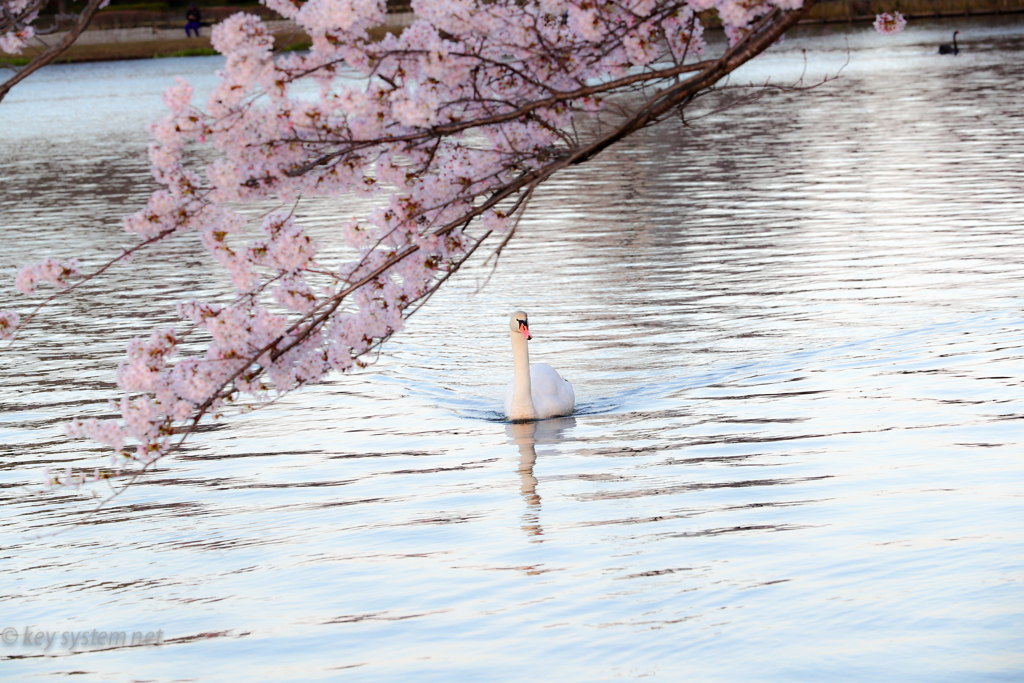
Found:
[504,311,575,421]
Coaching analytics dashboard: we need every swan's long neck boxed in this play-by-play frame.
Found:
[510,332,537,420]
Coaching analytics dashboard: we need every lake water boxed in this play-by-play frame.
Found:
[1,15,1023,682]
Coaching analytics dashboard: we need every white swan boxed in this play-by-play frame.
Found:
[504,311,575,421]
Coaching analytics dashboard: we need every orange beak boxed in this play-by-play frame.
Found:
[520,323,531,340]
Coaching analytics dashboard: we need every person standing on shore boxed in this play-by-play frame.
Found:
[185,4,202,37]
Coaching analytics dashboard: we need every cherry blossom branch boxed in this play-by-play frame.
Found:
[11,0,836,509]
[165,1,816,448]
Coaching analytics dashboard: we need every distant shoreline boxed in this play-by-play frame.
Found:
[801,4,1024,24]
[3,4,1023,66]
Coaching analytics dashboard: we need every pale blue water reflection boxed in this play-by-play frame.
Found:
[1,15,1023,682]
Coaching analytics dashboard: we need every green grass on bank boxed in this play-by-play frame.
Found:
[148,39,308,59]
[152,46,218,58]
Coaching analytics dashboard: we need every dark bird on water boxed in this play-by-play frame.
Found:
[939,30,960,55]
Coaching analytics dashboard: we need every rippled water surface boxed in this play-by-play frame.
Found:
[2,16,1023,682]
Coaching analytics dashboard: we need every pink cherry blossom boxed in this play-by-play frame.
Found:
[0,24,32,54]
[0,310,18,340]
[873,11,907,35]
[14,257,80,294]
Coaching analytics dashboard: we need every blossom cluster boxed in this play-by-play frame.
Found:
[0,310,18,340]
[1,0,37,54]
[14,257,80,294]
[0,24,33,54]
[873,11,907,35]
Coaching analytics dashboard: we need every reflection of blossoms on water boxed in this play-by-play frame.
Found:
[874,11,907,35]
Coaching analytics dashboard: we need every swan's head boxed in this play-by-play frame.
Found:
[510,311,531,340]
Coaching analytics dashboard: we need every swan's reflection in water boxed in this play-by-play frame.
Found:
[505,417,577,539]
